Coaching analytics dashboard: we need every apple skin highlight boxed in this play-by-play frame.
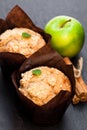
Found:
[44,16,85,58]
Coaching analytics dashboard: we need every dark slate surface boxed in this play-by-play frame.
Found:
[0,0,87,130]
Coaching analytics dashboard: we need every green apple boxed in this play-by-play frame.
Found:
[44,15,85,58]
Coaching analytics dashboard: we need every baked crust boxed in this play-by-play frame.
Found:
[19,66,71,106]
[0,28,46,58]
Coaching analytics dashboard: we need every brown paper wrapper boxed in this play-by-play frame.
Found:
[12,44,75,126]
[0,5,51,76]
[0,19,9,34]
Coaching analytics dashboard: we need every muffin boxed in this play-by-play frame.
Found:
[19,66,71,106]
[12,44,75,126]
[0,5,51,76]
[0,28,46,58]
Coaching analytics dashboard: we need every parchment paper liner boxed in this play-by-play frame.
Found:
[0,5,51,76]
[12,44,75,126]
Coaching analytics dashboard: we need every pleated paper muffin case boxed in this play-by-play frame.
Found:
[0,5,51,77]
[12,44,75,126]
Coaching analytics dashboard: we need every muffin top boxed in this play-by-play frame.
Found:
[19,66,71,106]
[0,28,46,58]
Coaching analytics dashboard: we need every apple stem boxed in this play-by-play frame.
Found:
[60,19,71,28]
